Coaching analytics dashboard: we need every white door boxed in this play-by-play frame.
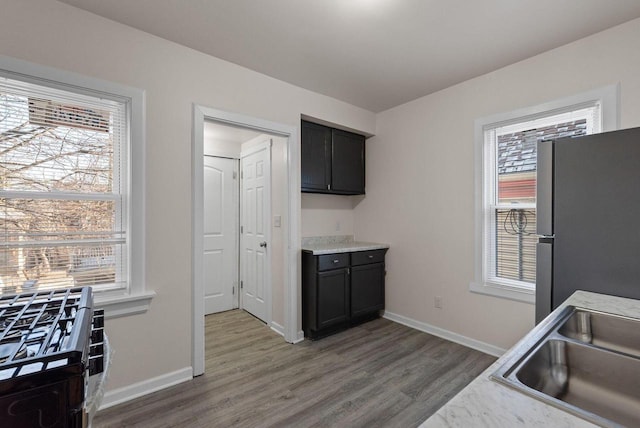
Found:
[203,156,239,315]
[240,140,271,323]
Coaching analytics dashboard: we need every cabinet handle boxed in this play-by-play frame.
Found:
[333,259,340,264]
[327,184,331,190]
[368,255,374,259]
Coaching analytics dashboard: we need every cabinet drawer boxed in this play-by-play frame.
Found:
[351,249,386,266]
[317,253,350,271]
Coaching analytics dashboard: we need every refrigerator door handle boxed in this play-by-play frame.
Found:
[536,240,553,324]
[537,140,554,237]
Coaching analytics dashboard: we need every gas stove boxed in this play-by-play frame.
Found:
[0,287,104,428]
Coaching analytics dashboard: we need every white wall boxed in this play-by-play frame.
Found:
[301,194,356,238]
[355,17,640,350]
[0,0,376,393]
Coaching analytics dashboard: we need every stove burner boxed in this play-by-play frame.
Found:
[0,287,91,370]
[2,316,35,329]
[1,330,22,341]
[0,342,28,364]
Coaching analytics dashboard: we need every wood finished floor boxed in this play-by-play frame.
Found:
[94,310,495,428]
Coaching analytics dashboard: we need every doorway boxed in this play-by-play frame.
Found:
[202,123,274,324]
[192,105,301,377]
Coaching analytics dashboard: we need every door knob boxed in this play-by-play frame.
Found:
[259,241,267,248]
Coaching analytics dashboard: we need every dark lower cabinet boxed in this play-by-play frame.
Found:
[303,249,387,339]
[350,263,385,318]
[317,268,350,329]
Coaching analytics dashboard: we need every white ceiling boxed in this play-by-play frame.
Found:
[59,0,640,112]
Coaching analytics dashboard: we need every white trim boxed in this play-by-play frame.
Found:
[469,281,534,304]
[99,367,192,410]
[270,320,285,337]
[96,290,157,319]
[293,330,305,344]
[383,311,505,358]
[471,85,619,303]
[192,105,300,377]
[0,54,149,314]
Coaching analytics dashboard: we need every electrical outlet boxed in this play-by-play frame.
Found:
[434,296,443,309]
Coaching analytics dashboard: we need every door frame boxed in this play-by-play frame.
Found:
[192,105,301,376]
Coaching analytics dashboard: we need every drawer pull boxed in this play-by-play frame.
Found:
[333,259,340,263]
[368,255,374,259]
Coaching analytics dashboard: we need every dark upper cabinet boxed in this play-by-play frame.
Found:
[301,121,331,192]
[331,129,365,194]
[301,121,365,195]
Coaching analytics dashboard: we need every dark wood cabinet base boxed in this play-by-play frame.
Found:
[305,312,381,340]
[303,249,387,340]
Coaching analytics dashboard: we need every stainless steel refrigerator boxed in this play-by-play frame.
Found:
[535,126,640,323]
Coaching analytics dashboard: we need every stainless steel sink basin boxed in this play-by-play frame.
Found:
[558,308,640,358]
[492,306,640,427]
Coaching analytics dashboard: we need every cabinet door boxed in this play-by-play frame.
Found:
[317,268,350,329]
[331,129,365,194]
[301,121,331,192]
[350,263,384,318]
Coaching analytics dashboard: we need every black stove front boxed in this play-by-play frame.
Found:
[0,287,103,428]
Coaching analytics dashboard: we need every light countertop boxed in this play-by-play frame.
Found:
[301,235,389,255]
[420,291,640,428]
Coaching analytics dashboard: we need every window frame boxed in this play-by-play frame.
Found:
[470,85,619,303]
[0,55,153,317]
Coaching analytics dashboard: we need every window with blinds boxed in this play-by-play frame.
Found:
[0,75,128,295]
[483,105,601,288]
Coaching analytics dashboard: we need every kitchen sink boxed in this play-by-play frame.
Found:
[492,306,640,427]
[558,308,640,358]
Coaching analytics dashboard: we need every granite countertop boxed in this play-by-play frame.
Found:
[420,291,640,428]
[301,235,390,255]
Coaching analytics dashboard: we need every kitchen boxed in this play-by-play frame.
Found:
[1,0,640,426]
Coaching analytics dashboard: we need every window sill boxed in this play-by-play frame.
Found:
[469,281,535,304]
[95,290,156,319]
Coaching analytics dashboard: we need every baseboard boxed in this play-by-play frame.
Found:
[293,330,305,344]
[383,311,505,357]
[99,367,193,410]
[270,321,285,337]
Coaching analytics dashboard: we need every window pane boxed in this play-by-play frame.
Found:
[1,198,117,236]
[497,119,588,205]
[497,129,537,204]
[1,75,126,296]
[0,198,123,294]
[495,208,537,283]
[0,93,114,193]
[0,243,121,294]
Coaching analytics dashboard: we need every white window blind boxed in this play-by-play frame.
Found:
[0,75,128,295]
[483,104,601,289]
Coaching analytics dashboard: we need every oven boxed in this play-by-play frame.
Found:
[0,287,106,428]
